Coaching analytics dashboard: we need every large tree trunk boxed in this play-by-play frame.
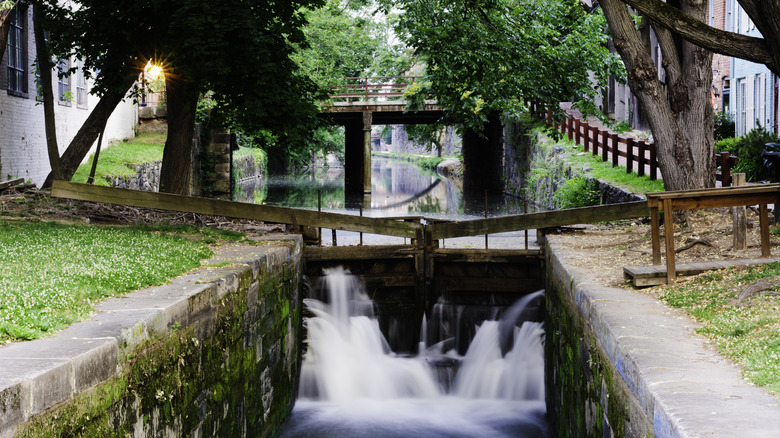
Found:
[602,0,714,191]
[32,4,62,181]
[0,7,13,67]
[42,75,136,188]
[159,75,200,195]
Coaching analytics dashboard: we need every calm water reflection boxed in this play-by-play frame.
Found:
[234,157,526,220]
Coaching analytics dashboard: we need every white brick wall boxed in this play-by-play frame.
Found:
[0,5,137,186]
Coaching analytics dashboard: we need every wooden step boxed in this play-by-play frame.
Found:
[624,257,780,287]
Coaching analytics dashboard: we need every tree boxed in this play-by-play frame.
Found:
[40,0,323,194]
[600,0,715,190]
[618,0,780,75]
[395,0,624,130]
[32,4,63,182]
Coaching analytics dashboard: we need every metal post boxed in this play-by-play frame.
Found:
[484,190,489,249]
[524,200,529,250]
[359,206,363,246]
[318,190,322,247]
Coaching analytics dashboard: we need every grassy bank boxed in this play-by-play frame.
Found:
[659,262,780,396]
[71,133,166,186]
[372,151,448,172]
[549,135,665,195]
[0,220,243,344]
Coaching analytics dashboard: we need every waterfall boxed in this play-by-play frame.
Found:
[280,268,549,437]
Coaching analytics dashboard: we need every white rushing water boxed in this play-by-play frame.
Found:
[281,267,548,438]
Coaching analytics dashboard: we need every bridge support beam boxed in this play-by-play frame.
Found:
[462,111,504,212]
[344,111,373,195]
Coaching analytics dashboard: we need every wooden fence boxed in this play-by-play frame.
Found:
[527,101,738,186]
[329,76,422,102]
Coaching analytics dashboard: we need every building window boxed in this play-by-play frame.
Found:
[76,60,87,108]
[58,58,71,105]
[7,5,27,96]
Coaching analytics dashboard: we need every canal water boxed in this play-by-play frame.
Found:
[237,157,548,437]
[276,268,548,438]
[234,156,535,248]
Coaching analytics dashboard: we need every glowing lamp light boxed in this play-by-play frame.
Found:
[144,61,164,80]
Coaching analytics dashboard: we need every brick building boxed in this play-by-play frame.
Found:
[0,4,137,186]
[709,0,731,113]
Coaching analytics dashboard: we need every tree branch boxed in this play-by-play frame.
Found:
[652,22,681,86]
[621,0,773,67]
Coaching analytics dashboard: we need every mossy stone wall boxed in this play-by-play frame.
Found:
[545,246,652,438]
[11,241,303,438]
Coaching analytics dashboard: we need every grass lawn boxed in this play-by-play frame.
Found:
[659,263,780,396]
[71,133,166,186]
[0,220,244,344]
[557,140,665,195]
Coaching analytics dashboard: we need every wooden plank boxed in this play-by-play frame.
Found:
[663,198,676,283]
[650,206,661,265]
[760,204,771,257]
[662,193,780,210]
[431,248,542,263]
[52,181,421,238]
[304,245,418,261]
[647,184,780,200]
[435,277,539,293]
[0,178,25,190]
[429,201,649,240]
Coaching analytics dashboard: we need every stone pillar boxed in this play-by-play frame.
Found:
[200,130,233,199]
[344,116,363,194]
[363,111,372,194]
[462,111,504,212]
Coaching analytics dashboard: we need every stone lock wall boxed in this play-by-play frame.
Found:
[1,237,303,438]
[544,241,652,438]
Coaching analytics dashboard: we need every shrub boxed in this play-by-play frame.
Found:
[553,175,600,209]
[715,137,739,154]
[732,124,779,182]
[713,111,736,141]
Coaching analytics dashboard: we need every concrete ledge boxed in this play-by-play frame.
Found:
[0,235,302,437]
[546,238,780,437]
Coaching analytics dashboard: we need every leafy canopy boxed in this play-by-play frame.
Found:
[39,0,324,140]
[394,0,625,130]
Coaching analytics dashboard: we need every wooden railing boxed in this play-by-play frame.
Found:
[528,101,739,186]
[329,76,422,102]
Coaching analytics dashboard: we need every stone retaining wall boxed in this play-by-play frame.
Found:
[544,237,780,437]
[0,236,303,438]
[109,161,161,192]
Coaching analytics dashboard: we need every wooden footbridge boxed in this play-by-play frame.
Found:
[51,181,780,352]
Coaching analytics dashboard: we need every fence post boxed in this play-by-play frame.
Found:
[626,137,634,174]
[638,140,646,177]
[561,115,567,136]
[568,117,575,141]
[601,130,608,162]
[721,152,732,187]
[732,172,747,250]
[582,121,590,152]
[574,119,581,145]
[591,127,599,156]
[611,133,619,167]
[649,142,657,180]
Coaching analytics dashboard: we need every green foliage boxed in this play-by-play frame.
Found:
[0,1,14,11]
[393,0,625,131]
[731,124,779,182]
[39,0,323,144]
[713,110,736,141]
[71,134,166,185]
[0,221,217,343]
[715,137,739,154]
[292,0,387,88]
[611,121,631,134]
[553,175,600,209]
[565,143,665,195]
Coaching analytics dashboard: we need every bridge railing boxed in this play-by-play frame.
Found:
[329,76,422,102]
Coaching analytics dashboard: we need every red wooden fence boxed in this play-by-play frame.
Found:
[528,101,738,187]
